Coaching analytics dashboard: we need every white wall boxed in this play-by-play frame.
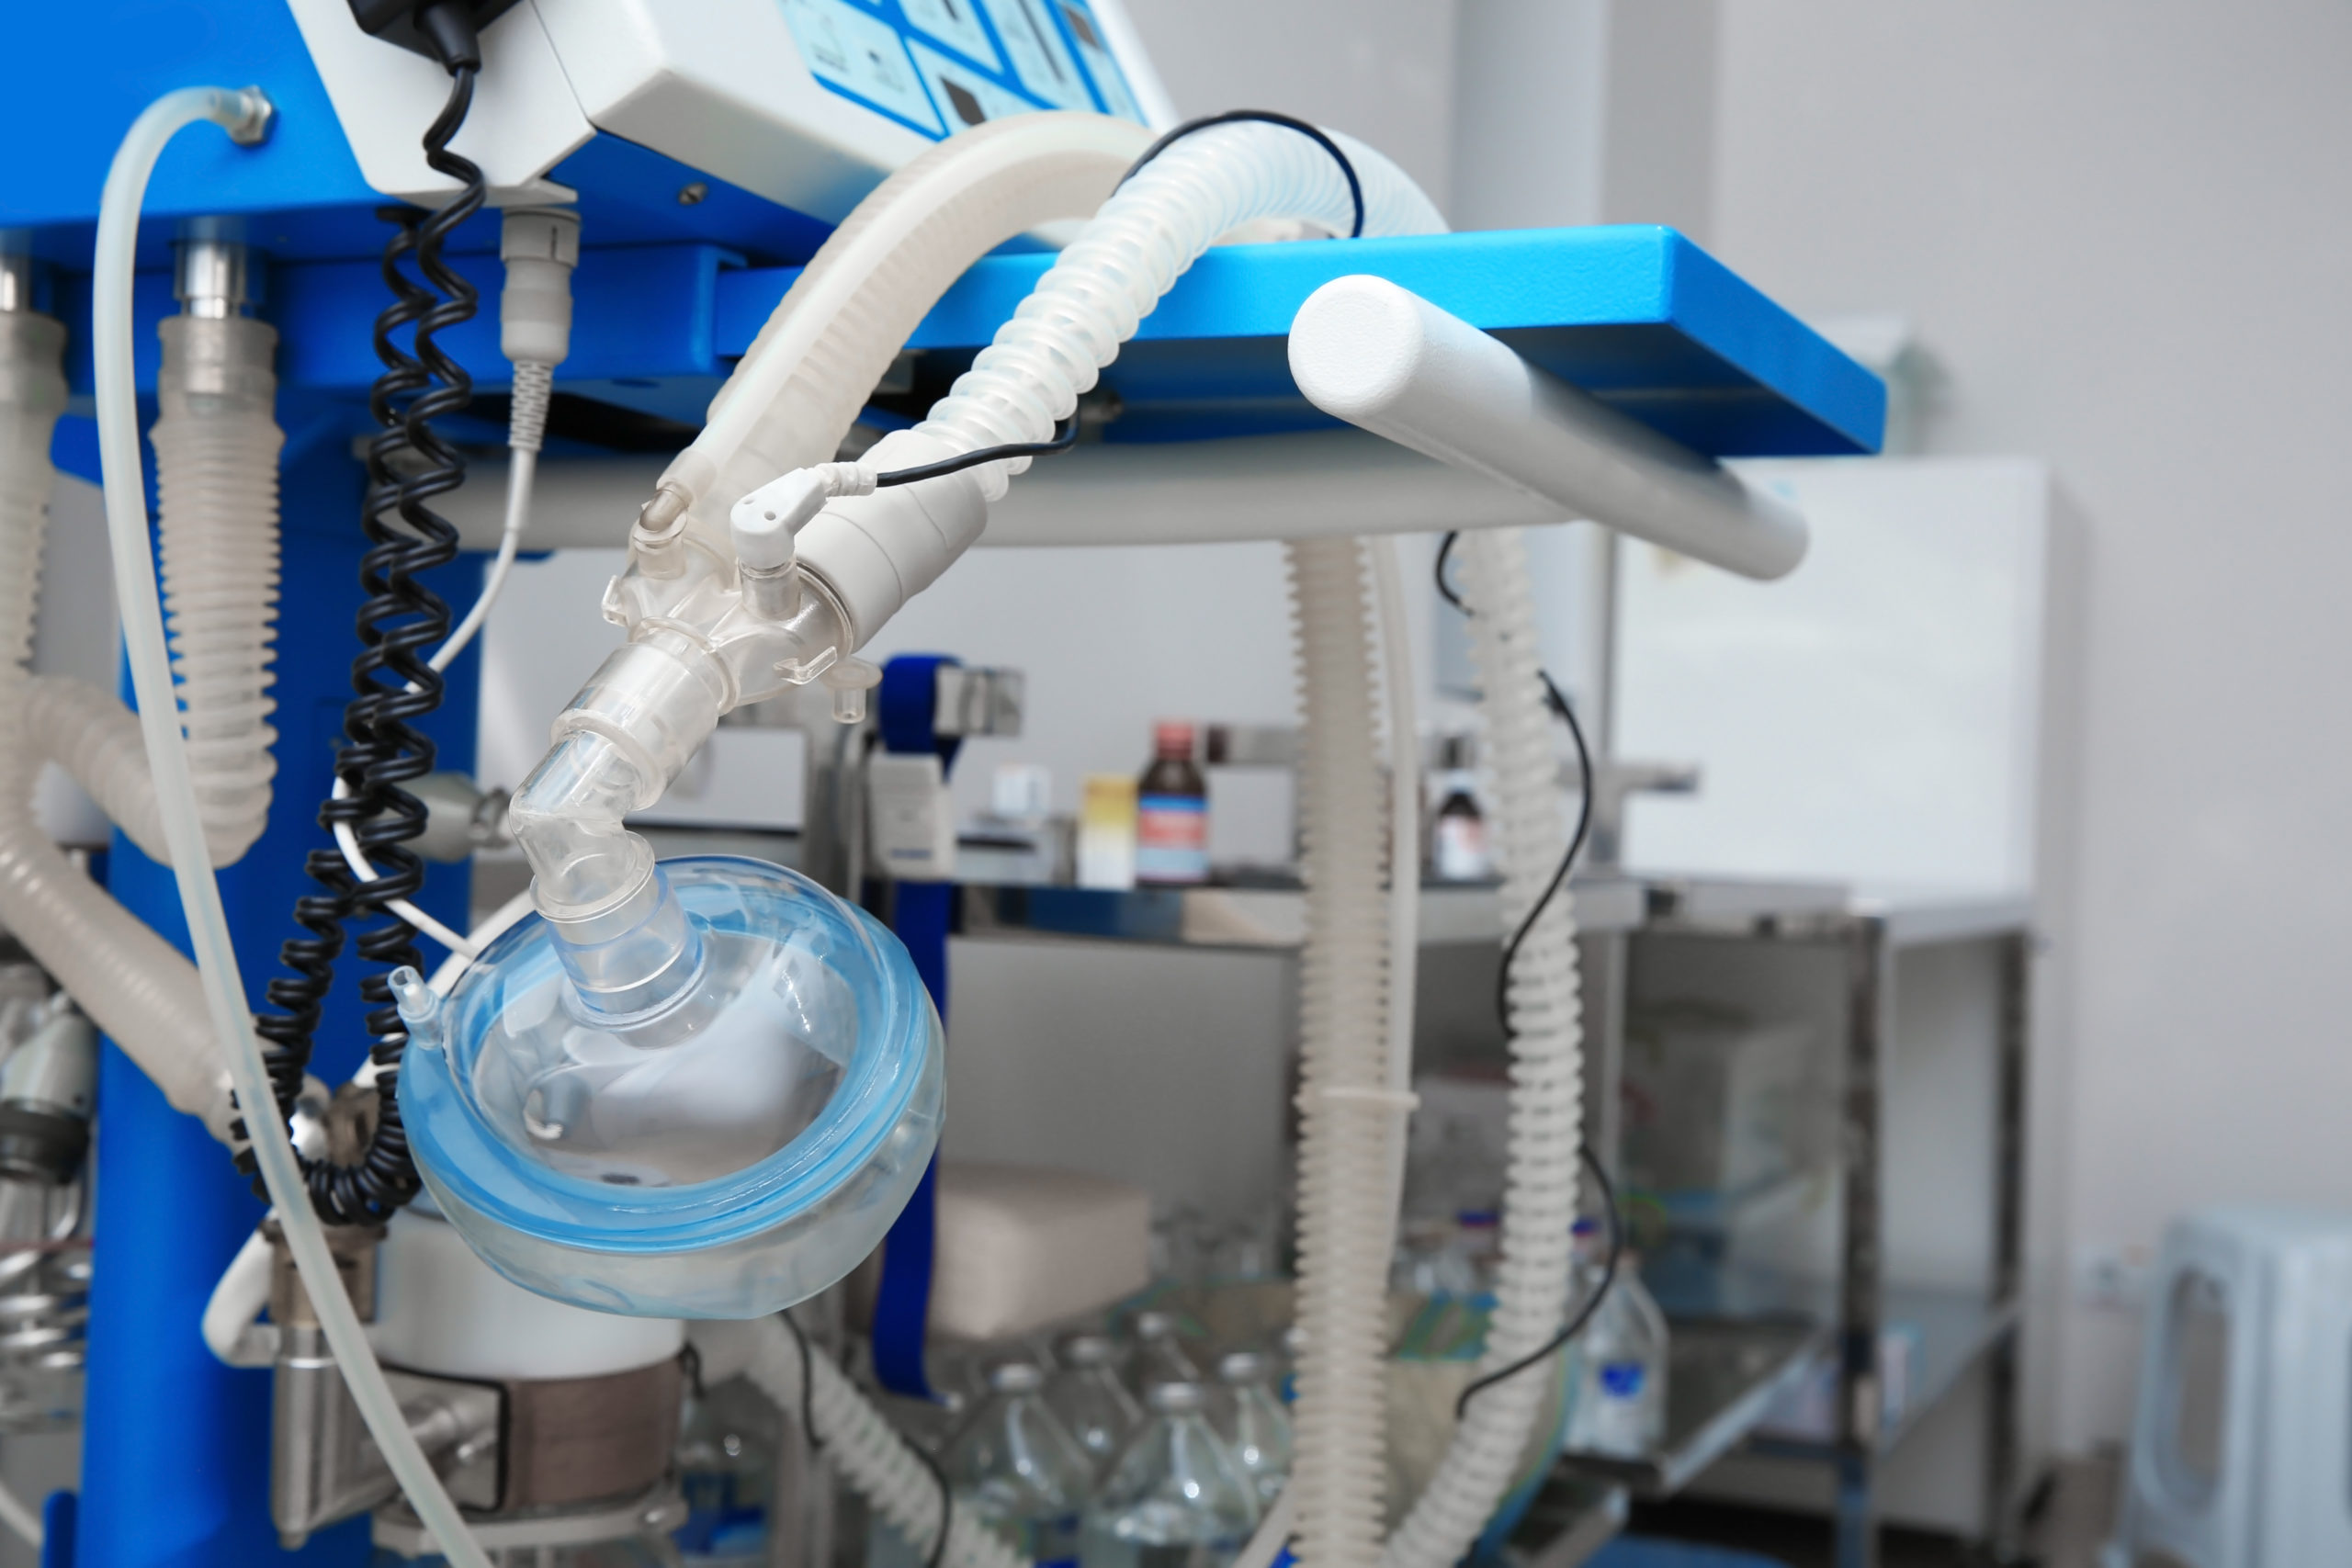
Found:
[1120,0,1459,210]
[1703,0,2352,1450]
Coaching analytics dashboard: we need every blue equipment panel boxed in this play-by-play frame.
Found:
[782,0,1148,136]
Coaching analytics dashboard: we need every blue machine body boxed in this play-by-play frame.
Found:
[0,5,1881,1564]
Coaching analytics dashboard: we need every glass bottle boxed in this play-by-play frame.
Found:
[674,1374,780,1565]
[1429,769,1490,881]
[1210,1352,1290,1516]
[943,1360,1097,1568]
[1136,721,1209,886]
[1046,1330,1145,1473]
[1127,1310,1203,1396]
[1564,1230,1668,1459]
[1079,1382,1256,1568]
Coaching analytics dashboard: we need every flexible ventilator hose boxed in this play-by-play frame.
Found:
[0,310,229,1126]
[511,116,1446,1568]
[706,1317,1024,1568]
[152,311,282,863]
[647,112,1157,547]
[14,320,284,868]
[1284,535,1405,1568]
[1381,527,1582,1568]
[910,123,1442,497]
[94,86,492,1568]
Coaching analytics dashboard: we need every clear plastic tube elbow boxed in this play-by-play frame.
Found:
[511,573,852,1011]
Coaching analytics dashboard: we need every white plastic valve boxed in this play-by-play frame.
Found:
[730,468,842,622]
[729,468,834,572]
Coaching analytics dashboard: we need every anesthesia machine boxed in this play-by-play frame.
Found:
[0,2,1881,1563]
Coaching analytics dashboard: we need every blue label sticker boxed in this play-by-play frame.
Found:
[1051,1,1146,122]
[908,39,1041,130]
[900,0,1002,70]
[1599,1360,1646,1399]
[781,0,944,135]
[978,0,1091,107]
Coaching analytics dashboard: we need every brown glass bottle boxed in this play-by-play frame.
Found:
[1136,720,1208,885]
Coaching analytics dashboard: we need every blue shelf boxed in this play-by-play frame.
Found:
[718,227,1884,456]
[54,224,1882,459]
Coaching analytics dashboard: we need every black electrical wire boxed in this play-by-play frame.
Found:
[1117,109,1365,239]
[777,1311,950,1568]
[908,1423,955,1568]
[1453,1146,1620,1417]
[239,62,484,1224]
[1432,529,1623,1416]
[779,1309,823,1455]
[868,414,1079,487]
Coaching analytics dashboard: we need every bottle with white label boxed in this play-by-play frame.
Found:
[1565,1230,1668,1459]
[1135,721,1209,885]
[1429,769,1491,881]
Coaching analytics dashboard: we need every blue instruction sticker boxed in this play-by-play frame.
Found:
[899,0,1002,71]
[909,39,1040,131]
[1052,1,1146,123]
[978,0,1091,108]
[781,0,944,134]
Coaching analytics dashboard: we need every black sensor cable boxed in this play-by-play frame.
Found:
[243,17,488,1224]
[1430,529,1626,1416]
[1118,109,1365,238]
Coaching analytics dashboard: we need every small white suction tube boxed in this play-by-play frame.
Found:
[1288,274,1809,581]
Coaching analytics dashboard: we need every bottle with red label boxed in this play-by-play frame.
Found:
[1136,720,1209,885]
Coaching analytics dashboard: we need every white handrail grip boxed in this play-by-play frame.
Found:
[1288,273,1810,581]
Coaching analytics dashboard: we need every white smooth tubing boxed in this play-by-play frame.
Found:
[707,1316,1026,1568]
[1290,275,1809,581]
[94,85,493,1568]
[1381,526,1583,1568]
[201,1224,278,1369]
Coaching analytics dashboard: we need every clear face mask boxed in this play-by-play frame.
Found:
[397,856,943,1318]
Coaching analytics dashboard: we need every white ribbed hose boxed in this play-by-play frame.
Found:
[152,311,282,863]
[650,111,1156,544]
[718,1317,1023,1568]
[6,318,284,871]
[868,121,1442,1568]
[94,85,492,1568]
[1381,527,1582,1568]
[912,123,1443,495]
[0,310,228,1124]
[1284,536,1404,1568]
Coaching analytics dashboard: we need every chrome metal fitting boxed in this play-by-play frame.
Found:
[0,250,32,316]
[175,237,256,319]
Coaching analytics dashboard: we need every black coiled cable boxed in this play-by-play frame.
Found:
[236,68,484,1224]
